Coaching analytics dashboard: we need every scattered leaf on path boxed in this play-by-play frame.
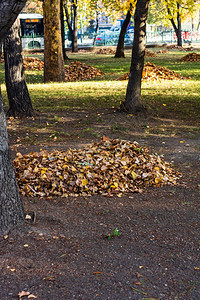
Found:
[18,291,30,299]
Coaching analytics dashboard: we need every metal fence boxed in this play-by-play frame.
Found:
[21,30,200,50]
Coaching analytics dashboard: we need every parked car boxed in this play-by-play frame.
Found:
[124,33,133,45]
[109,26,121,33]
[95,26,134,46]
[95,30,118,46]
[127,28,134,34]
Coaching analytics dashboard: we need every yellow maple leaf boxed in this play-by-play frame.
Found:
[41,168,47,175]
[114,182,118,188]
[131,171,138,180]
[155,177,162,184]
[41,174,47,179]
[82,178,88,186]
[33,166,39,173]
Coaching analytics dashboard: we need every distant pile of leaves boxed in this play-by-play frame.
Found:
[179,52,200,62]
[23,56,44,70]
[95,48,115,55]
[184,46,197,52]
[13,138,179,198]
[166,45,196,51]
[145,49,157,57]
[156,49,169,54]
[65,61,104,81]
[166,45,184,50]
[117,62,184,81]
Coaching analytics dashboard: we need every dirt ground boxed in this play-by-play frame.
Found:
[0,107,200,300]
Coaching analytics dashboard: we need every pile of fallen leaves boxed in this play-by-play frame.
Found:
[145,49,157,57]
[95,48,115,55]
[166,45,185,50]
[184,46,197,51]
[117,62,184,81]
[166,45,196,51]
[156,49,169,54]
[13,138,179,198]
[179,52,200,62]
[65,61,104,81]
[23,56,44,70]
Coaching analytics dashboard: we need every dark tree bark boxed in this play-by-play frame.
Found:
[121,0,150,113]
[72,0,78,53]
[60,0,69,60]
[115,11,132,58]
[176,4,182,46]
[64,0,78,53]
[4,18,34,118]
[167,3,182,46]
[0,0,27,235]
[0,93,24,234]
[43,0,65,82]
[64,1,74,47]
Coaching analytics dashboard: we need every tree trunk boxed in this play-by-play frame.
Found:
[115,11,131,58]
[167,4,182,47]
[0,0,27,235]
[72,0,78,53]
[60,0,69,60]
[0,92,24,234]
[64,0,78,53]
[121,0,149,113]
[4,18,34,118]
[43,0,65,82]
[93,12,99,46]
[64,0,74,47]
[176,3,182,46]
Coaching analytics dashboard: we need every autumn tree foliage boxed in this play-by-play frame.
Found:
[0,0,27,235]
[148,0,198,46]
[165,0,197,46]
[23,0,43,14]
[4,18,34,117]
[43,0,65,82]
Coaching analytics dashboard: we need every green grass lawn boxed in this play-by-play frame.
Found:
[0,47,199,122]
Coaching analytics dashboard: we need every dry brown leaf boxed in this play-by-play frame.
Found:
[28,295,37,299]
